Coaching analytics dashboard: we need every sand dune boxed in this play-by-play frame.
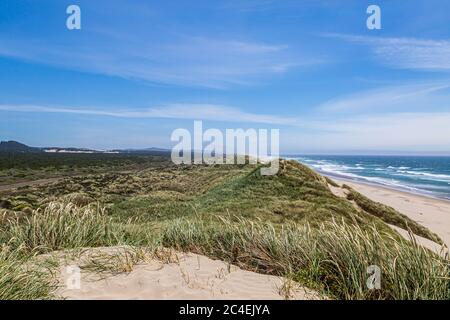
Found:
[56,248,321,300]
[53,178,450,300]
[335,179,450,250]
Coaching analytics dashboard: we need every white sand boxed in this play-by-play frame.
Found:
[56,248,321,300]
[334,179,450,249]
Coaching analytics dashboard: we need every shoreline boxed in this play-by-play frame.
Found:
[289,156,450,202]
[322,172,450,204]
[330,176,450,247]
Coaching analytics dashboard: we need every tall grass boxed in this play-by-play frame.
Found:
[344,186,444,245]
[0,246,55,299]
[1,193,448,300]
[1,201,122,253]
[0,200,157,299]
[162,216,450,300]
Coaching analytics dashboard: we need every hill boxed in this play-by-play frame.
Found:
[0,141,41,153]
[0,140,170,155]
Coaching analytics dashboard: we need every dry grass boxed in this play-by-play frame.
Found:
[162,215,450,300]
[79,247,153,278]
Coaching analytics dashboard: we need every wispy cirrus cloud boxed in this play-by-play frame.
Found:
[0,103,296,125]
[325,33,450,72]
[0,34,305,89]
[317,82,450,113]
[3,85,450,152]
[282,82,450,152]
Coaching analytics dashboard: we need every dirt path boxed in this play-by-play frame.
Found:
[0,177,61,191]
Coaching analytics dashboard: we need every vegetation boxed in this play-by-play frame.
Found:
[163,216,449,300]
[344,185,444,244]
[0,247,56,300]
[0,153,448,300]
[0,152,171,185]
[2,202,123,253]
[324,176,340,187]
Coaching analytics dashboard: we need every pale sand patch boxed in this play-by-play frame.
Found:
[328,184,347,198]
[333,179,450,249]
[388,225,445,254]
[55,247,321,300]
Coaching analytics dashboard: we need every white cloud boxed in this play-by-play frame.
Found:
[0,34,306,88]
[326,34,450,71]
[284,83,450,152]
[317,82,450,112]
[0,103,295,125]
[284,112,450,153]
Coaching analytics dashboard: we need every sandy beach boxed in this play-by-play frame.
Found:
[334,179,450,248]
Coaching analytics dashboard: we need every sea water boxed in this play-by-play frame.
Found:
[290,155,450,200]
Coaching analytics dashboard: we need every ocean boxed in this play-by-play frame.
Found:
[290,155,450,201]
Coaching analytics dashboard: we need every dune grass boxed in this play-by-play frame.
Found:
[0,200,122,299]
[324,176,340,187]
[343,185,444,245]
[0,200,157,299]
[162,215,450,300]
[1,197,448,300]
[0,247,55,300]
[78,247,155,279]
[0,202,124,253]
[0,159,448,300]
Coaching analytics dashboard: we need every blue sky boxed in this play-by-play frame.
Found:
[1,0,450,154]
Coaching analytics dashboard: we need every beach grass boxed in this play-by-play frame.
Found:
[0,158,448,300]
[0,247,55,300]
[162,215,450,300]
[1,201,123,253]
[343,185,444,245]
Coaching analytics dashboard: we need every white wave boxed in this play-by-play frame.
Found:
[396,170,450,182]
[295,158,450,199]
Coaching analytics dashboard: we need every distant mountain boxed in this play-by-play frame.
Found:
[0,141,41,153]
[0,140,170,154]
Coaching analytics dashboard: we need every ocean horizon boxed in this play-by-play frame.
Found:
[290,155,450,201]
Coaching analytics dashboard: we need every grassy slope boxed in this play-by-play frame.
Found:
[108,160,408,238]
[0,159,448,299]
